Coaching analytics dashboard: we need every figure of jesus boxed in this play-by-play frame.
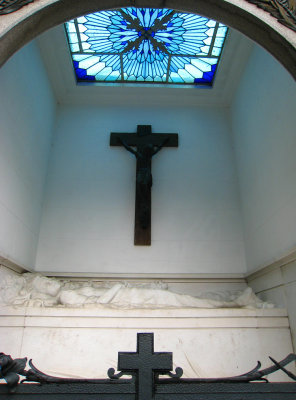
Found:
[118,137,169,228]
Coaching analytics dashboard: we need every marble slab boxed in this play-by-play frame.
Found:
[0,306,294,382]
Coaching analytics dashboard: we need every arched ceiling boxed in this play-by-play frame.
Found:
[0,0,295,79]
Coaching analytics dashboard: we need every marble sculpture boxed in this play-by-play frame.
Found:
[0,267,273,309]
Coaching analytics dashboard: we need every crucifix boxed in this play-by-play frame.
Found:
[118,333,173,400]
[110,125,178,246]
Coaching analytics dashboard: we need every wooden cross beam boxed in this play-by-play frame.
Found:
[110,125,178,245]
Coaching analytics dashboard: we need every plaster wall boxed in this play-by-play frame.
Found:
[0,41,56,268]
[231,45,296,273]
[35,105,246,274]
[247,257,296,351]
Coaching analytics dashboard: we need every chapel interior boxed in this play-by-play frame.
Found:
[0,7,296,379]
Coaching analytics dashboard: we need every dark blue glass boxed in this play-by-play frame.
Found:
[65,8,227,85]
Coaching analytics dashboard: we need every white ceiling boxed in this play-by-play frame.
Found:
[37,22,254,108]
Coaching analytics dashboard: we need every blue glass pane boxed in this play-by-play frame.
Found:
[65,8,228,85]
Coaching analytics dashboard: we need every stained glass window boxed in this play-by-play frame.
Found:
[65,8,228,85]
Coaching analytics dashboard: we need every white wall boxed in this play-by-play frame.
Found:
[231,45,296,273]
[247,257,296,351]
[35,105,245,274]
[0,41,56,268]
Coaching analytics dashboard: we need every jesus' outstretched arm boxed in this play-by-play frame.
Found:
[117,137,138,157]
[152,136,169,156]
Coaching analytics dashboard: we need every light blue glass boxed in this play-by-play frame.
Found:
[65,8,228,85]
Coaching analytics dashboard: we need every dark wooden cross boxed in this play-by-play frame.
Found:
[118,333,173,400]
[110,125,178,246]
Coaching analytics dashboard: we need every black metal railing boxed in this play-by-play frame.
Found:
[1,332,296,399]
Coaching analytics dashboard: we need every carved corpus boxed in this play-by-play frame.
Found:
[110,125,178,245]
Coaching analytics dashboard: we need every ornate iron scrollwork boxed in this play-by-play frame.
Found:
[246,0,296,31]
[0,0,34,15]
[0,353,27,388]
[1,333,296,399]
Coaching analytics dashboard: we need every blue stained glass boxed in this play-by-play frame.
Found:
[212,47,222,56]
[65,8,228,85]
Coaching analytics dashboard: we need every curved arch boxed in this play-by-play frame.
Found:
[0,0,296,79]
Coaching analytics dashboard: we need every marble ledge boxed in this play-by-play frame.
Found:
[0,305,288,317]
[0,306,289,329]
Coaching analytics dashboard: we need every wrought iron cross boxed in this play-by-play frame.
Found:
[118,333,173,400]
[110,125,178,245]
